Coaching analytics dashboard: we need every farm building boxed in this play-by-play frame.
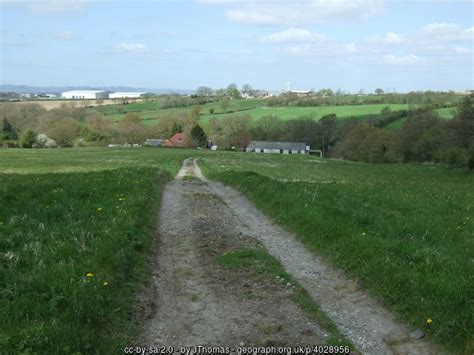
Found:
[143,139,164,147]
[289,90,311,97]
[109,92,145,99]
[61,90,109,100]
[163,133,190,148]
[246,141,309,154]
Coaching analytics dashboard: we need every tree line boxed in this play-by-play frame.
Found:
[267,91,463,108]
[1,95,472,169]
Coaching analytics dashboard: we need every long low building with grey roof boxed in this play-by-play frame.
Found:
[246,141,309,154]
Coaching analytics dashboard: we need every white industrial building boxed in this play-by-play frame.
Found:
[109,92,145,99]
[61,90,109,100]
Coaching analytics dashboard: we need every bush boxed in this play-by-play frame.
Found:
[468,150,474,170]
[437,147,467,167]
[20,130,36,148]
[332,124,400,163]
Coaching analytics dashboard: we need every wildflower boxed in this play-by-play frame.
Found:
[97,208,102,212]
[103,281,109,286]
[426,318,433,325]
[362,232,366,236]
[86,272,94,277]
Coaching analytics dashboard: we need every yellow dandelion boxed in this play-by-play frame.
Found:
[97,207,102,212]
[103,281,109,286]
[86,272,94,277]
[426,318,433,325]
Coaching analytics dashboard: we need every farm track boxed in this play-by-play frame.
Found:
[141,158,439,354]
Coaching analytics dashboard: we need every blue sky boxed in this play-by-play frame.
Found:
[1,0,473,92]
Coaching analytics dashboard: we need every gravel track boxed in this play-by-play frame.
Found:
[141,158,440,355]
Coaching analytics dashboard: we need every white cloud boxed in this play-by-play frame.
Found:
[365,32,404,44]
[224,0,384,26]
[417,22,474,42]
[1,0,93,13]
[115,43,150,54]
[384,54,422,65]
[260,28,327,44]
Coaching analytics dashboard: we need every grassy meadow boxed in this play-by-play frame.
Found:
[90,98,456,129]
[201,152,474,353]
[94,100,415,124]
[1,147,472,353]
[0,148,201,353]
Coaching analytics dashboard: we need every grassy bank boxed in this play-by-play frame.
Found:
[201,153,473,353]
[0,148,200,353]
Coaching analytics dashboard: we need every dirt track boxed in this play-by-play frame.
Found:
[140,158,439,354]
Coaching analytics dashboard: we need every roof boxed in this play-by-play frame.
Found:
[144,139,163,147]
[289,90,311,94]
[110,92,145,95]
[247,141,306,150]
[62,90,107,94]
[163,133,189,148]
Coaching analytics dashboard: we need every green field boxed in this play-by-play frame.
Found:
[200,152,474,353]
[385,107,457,129]
[99,101,411,124]
[0,148,199,353]
[96,99,456,129]
[199,104,413,122]
[1,148,472,353]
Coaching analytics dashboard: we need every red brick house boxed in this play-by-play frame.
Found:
[163,132,190,148]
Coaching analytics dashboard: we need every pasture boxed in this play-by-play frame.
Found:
[200,152,474,353]
[1,148,471,353]
[90,98,455,130]
[101,102,414,125]
[0,148,200,353]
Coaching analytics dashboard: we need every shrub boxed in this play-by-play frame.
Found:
[20,130,37,148]
[437,147,467,167]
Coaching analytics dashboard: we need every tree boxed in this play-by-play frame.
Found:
[46,117,81,147]
[242,84,255,96]
[209,115,251,149]
[2,118,17,140]
[190,124,208,147]
[20,130,36,148]
[332,124,400,163]
[317,88,334,97]
[375,88,384,95]
[399,110,442,162]
[251,115,284,141]
[122,113,141,124]
[318,114,338,154]
[196,86,213,96]
[452,94,474,149]
[85,114,111,142]
[226,83,240,98]
[220,98,230,112]
[171,122,183,136]
[190,105,201,122]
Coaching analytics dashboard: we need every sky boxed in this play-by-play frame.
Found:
[1,0,473,92]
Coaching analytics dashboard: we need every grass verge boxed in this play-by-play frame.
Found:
[0,167,171,353]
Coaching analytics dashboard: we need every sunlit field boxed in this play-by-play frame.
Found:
[201,152,474,353]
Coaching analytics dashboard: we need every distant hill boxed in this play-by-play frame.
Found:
[0,84,193,95]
